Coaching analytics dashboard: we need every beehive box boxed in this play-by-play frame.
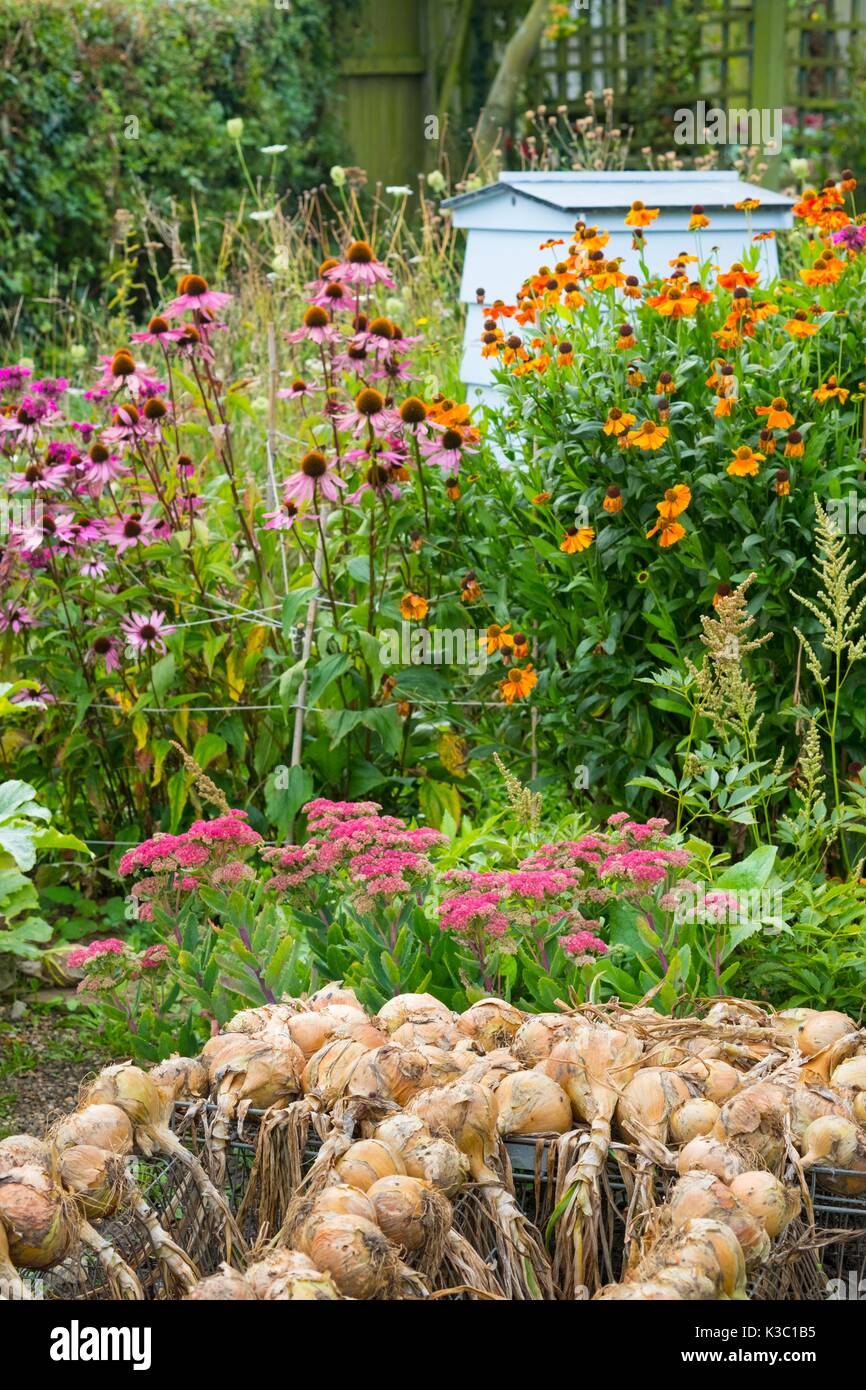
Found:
[443,170,794,407]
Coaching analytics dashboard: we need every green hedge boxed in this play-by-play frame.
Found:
[0,0,355,310]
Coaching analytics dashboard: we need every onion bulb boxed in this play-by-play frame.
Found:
[511,1014,570,1066]
[0,1134,57,1179]
[343,1043,435,1107]
[187,1264,257,1300]
[367,1174,451,1271]
[150,1055,208,1109]
[774,1007,818,1040]
[799,1011,856,1059]
[283,1011,339,1059]
[676,1136,747,1183]
[374,1115,470,1195]
[669,1098,720,1145]
[667,1171,771,1268]
[301,1212,399,1299]
[457,997,524,1052]
[312,1183,377,1223]
[495,1070,572,1137]
[799,1115,860,1169]
[59,1144,125,1219]
[831,1056,866,1092]
[302,1038,369,1102]
[677,1058,741,1106]
[53,1104,133,1157]
[729,1171,800,1239]
[307,983,362,1012]
[392,1012,460,1050]
[334,1139,405,1191]
[616,1068,692,1146]
[245,1249,340,1300]
[713,1081,788,1164]
[0,1165,76,1269]
[375,993,451,1034]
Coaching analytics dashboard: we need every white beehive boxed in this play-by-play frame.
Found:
[443,170,794,407]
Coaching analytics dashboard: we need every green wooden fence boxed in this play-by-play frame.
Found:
[337,0,866,184]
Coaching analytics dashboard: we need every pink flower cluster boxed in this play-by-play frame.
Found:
[438,891,509,939]
[599,846,691,886]
[559,931,608,957]
[264,799,445,911]
[67,938,126,969]
[441,867,579,898]
[119,811,263,916]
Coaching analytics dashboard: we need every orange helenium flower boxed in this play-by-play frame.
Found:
[400,593,429,621]
[560,526,595,553]
[627,420,669,450]
[727,445,764,477]
[499,664,538,703]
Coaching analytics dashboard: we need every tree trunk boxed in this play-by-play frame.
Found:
[473,0,550,176]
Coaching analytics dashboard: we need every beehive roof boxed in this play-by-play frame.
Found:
[444,170,793,216]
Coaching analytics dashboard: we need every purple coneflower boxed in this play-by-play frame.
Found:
[282,451,346,505]
[326,240,394,288]
[121,610,175,655]
[104,510,161,554]
[0,602,35,633]
[286,305,340,346]
[131,314,187,346]
[86,634,122,671]
[162,274,233,321]
[420,426,478,476]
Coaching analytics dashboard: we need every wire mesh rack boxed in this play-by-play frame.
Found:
[40,1106,866,1300]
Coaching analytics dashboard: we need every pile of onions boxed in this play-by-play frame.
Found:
[457,998,524,1052]
[367,1175,451,1275]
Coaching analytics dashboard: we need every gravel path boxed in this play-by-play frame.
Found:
[0,1000,109,1138]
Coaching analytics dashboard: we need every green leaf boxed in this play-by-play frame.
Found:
[192,733,227,771]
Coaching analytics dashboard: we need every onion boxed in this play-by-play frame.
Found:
[284,1011,339,1058]
[307,983,362,1012]
[729,1171,800,1239]
[799,1115,860,1169]
[831,1056,866,1092]
[713,1081,789,1163]
[854,1094,866,1128]
[667,1171,771,1268]
[774,1007,818,1040]
[150,1055,209,1109]
[343,1043,436,1107]
[374,1115,470,1195]
[59,1144,125,1219]
[669,1098,720,1145]
[457,997,524,1051]
[341,1019,389,1049]
[367,1174,451,1273]
[678,1058,741,1106]
[409,1078,554,1299]
[789,1083,848,1144]
[676,1136,747,1183]
[187,1264,257,1300]
[376,993,451,1034]
[0,1134,57,1179]
[245,1248,340,1300]
[53,1104,133,1157]
[312,1183,377,1223]
[462,1048,523,1090]
[226,1004,291,1035]
[0,1165,76,1269]
[616,1068,692,1147]
[495,1071,572,1136]
[392,1013,461,1050]
[511,1014,571,1066]
[302,1212,399,1299]
[636,1217,747,1300]
[302,1038,369,1102]
[799,1011,856,1059]
[334,1139,405,1190]
[318,1003,368,1028]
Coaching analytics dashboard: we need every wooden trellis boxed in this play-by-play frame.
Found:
[338,0,866,186]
